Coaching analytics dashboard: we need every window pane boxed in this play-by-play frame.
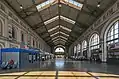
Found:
[114,34,118,38]
[114,22,118,29]
[111,36,113,40]
[114,39,118,43]
[114,29,118,34]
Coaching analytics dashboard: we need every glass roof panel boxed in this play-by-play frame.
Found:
[60,25,72,32]
[36,0,83,12]
[60,31,69,37]
[60,36,68,40]
[44,16,59,25]
[50,31,60,37]
[52,35,68,41]
[36,0,55,12]
[53,38,66,43]
[60,15,75,24]
[63,0,83,10]
[60,39,67,42]
[53,38,60,42]
[52,36,60,40]
[48,25,59,32]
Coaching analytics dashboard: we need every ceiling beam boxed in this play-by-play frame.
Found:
[65,0,87,45]
[52,37,67,41]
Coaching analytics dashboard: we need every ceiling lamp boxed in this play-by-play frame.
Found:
[20,5,23,9]
[97,2,100,7]
[59,4,62,7]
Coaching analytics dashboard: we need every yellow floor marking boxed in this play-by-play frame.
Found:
[72,72,90,76]
[40,71,56,75]
[99,77,119,79]
[0,76,18,79]
[37,77,55,79]
[90,72,119,77]
[0,72,26,75]
[77,77,96,79]
[25,71,43,75]
[58,77,77,79]
[58,71,74,76]
[18,76,38,79]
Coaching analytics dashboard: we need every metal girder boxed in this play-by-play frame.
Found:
[38,31,48,35]
[75,0,103,13]
[52,37,67,41]
[36,11,53,43]
[54,43,65,46]
[32,23,44,30]
[65,0,87,45]
[41,34,50,39]
[19,0,46,13]
[61,2,102,18]
[58,14,89,28]
[51,33,68,40]
[19,2,58,18]
[32,15,59,30]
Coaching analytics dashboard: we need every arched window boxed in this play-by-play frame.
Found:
[0,20,2,35]
[77,44,81,53]
[107,21,119,44]
[74,46,77,54]
[82,40,87,52]
[55,47,64,52]
[21,32,24,42]
[90,34,99,50]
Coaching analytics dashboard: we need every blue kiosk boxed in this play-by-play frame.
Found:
[0,48,40,68]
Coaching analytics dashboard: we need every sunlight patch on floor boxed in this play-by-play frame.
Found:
[0,71,118,79]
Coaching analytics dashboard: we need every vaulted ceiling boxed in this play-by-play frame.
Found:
[4,0,117,47]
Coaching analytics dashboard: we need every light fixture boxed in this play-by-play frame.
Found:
[97,2,100,7]
[20,5,23,9]
[59,4,62,8]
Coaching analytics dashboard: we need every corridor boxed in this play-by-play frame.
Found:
[0,58,119,79]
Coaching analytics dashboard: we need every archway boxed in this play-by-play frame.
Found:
[89,33,100,58]
[55,47,65,58]
[77,44,81,56]
[103,19,119,62]
[82,40,87,58]
[55,47,64,52]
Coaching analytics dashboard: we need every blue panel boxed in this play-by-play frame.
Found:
[1,48,20,52]
[0,48,40,54]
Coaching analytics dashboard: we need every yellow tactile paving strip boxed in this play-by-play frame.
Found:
[0,71,119,79]
[58,71,74,76]
[58,71,95,79]
[0,72,26,75]
[89,72,119,79]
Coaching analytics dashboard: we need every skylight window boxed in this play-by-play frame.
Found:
[50,31,60,37]
[53,39,60,42]
[60,16,75,24]
[53,38,66,43]
[60,39,66,42]
[48,26,59,32]
[63,0,83,10]
[44,16,75,25]
[52,36,60,40]
[36,0,83,12]
[36,0,55,12]
[52,35,68,41]
[44,16,59,25]
[60,31,69,37]
[60,25,72,32]
[60,36,68,40]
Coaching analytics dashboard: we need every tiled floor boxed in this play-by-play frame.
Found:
[0,71,119,79]
[0,58,119,79]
